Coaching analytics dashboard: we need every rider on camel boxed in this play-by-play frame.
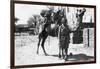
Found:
[40,7,54,31]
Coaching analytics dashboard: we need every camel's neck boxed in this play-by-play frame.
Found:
[66,11,85,31]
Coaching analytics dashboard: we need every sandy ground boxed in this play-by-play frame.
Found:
[15,34,94,65]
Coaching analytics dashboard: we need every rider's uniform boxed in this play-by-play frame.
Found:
[43,9,54,30]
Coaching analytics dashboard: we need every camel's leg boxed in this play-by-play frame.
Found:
[41,35,48,55]
[37,35,42,54]
[59,45,62,58]
[58,26,62,58]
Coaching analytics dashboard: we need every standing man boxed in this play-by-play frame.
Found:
[58,17,70,60]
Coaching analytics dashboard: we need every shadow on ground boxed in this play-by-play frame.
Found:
[47,53,94,61]
[67,53,94,61]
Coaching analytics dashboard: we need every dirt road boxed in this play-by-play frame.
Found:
[15,35,94,65]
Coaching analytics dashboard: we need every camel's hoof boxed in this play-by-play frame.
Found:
[64,58,68,61]
[59,55,61,58]
[36,52,39,55]
[69,53,73,56]
[45,53,48,56]
[64,57,68,61]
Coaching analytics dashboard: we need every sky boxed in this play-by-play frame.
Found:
[15,4,48,24]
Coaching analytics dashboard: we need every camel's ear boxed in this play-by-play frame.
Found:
[83,8,86,12]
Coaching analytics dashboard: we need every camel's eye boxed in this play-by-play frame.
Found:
[76,14,78,18]
[79,10,81,12]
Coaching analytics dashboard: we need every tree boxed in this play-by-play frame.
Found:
[27,17,35,27]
